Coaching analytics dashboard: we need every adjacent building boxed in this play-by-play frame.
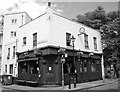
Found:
[1,12,32,76]
[1,4,104,86]
[0,16,3,74]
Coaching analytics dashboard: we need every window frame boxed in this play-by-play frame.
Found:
[9,64,13,74]
[5,65,7,73]
[93,37,97,50]
[13,46,15,58]
[84,34,89,49]
[66,32,71,46]
[11,31,16,37]
[33,33,37,47]
[7,48,10,59]
[11,19,17,24]
[23,37,27,45]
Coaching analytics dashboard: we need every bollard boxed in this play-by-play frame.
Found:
[103,76,105,83]
[74,74,76,88]
[69,74,71,89]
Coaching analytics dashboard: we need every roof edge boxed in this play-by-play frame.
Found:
[19,12,47,28]
[53,13,100,33]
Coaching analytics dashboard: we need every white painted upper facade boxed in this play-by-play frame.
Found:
[17,8,102,54]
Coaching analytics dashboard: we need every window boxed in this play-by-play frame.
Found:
[14,32,16,36]
[83,60,87,72]
[7,48,10,59]
[5,65,7,73]
[93,37,97,50]
[84,34,89,49]
[12,19,17,24]
[91,62,96,72]
[9,64,13,74]
[33,33,37,47]
[11,31,16,37]
[66,33,71,46]
[23,37,26,45]
[79,62,83,73]
[13,46,15,58]
[11,31,13,37]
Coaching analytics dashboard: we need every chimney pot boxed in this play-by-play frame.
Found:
[48,2,51,7]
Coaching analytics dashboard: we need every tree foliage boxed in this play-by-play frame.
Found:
[74,6,120,66]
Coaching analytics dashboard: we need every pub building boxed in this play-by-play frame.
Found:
[1,3,104,86]
[15,4,103,85]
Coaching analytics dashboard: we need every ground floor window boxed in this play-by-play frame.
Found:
[79,62,83,73]
[29,60,39,74]
[91,62,96,72]
[20,60,39,74]
[83,60,87,72]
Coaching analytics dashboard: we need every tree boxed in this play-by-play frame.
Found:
[76,6,108,29]
[74,6,120,67]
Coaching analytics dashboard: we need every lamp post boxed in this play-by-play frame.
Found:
[71,35,76,72]
[61,55,65,89]
[71,35,76,88]
[58,48,66,89]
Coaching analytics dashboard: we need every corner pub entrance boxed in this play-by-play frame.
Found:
[16,46,102,86]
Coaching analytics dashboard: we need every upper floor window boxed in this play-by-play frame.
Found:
[12,19,17,24]
[23,37,26,45]
[33,33,37,47]
[93,37,97,50]
[11,31,16,37]
[84,34,89,49]
[66,33,71,46]
[9,64,13,74]
[5,65,7,73]
[7,48,10,59]
[13,46,15,58]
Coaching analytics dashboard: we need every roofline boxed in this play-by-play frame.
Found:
[53,13,100,33]
[19,12,47,28]
[4,11,32,20]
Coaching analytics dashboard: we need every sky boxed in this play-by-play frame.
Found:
[0,0,119,19]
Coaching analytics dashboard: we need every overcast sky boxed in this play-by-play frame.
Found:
[0,0,119,19]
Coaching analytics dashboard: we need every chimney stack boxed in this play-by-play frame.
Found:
[48,2,51,7]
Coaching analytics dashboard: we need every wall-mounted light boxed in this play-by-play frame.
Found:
[77,51,83,56]
[24,52,29,57]
[34,49,42,56]
[89,52,94,57]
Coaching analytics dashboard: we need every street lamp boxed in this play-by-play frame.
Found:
[58,48,66,89]
[71,35,76,88]
[71,35,76,73]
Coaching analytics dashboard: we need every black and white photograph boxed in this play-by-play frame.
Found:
[0,0,119,92]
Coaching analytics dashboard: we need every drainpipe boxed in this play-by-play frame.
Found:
[14,39,18,77]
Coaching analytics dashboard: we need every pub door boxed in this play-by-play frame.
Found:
[42,59,55,85]
[46,61,55,85]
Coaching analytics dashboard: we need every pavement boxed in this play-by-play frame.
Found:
[1,78,119,92]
